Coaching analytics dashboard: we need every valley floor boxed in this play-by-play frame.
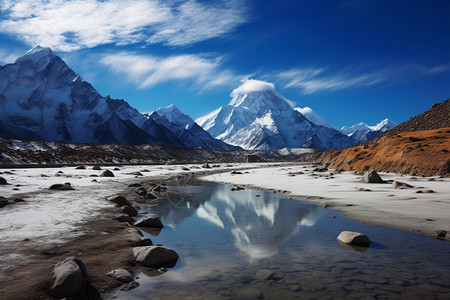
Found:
[0,162,449,299]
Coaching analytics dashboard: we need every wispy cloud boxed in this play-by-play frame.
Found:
[100,51,240,89]
[0,0,247,51]
[275,64,450,94]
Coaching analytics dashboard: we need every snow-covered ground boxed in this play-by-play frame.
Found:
[201,165,450,237]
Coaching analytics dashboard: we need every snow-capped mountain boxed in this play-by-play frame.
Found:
[0,46,235,150]
[341,119,397,144]
[196,79,355,150]
[294,107,337,130]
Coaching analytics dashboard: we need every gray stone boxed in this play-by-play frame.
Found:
[115,215,134,224]
[152,185,167,192]
[202,163,211,169]
[49,183,75,190]
[92,165,102,170]
[0,176,8,185]
[75,165,86,169]
[392,180,413,189]
[50,257,87,299]
[0,198,9,208]
[107,195,131,207]
[101,170,114,177]
[120,281,139,291]
[122,205,138,217]
[135,187,147,196]
[133,246,179,267]
[146,192,157,199]
[134,214,163,228]
[337,231,371,246]
[255,269,275,280]
[363,171,384,183]
[107,268,133,283]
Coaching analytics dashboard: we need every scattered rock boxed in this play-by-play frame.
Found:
[392,180,414,189]
[202,163,211,169]
[107,195,131,207]
[107,268,133,283]
[13,198,24,203]
[231,170,243,175]
[133,246,179,267]
[435,230,447,238]
[237,287,262,299]
[114,167,121,171]
[146,192,157,200]
[152,185,167,192]
[120,281,139,291]
[0,198,9,208]
[114,215,134,224]
[357,188,372,192]
[122,205,138,217]
[130,171,143,176]
[337,231,371,246]
[92,165,102,170]
[134,215,163,228]
[50,257,88,299]
[255,269,275,280]
[49,183,75,190]
[128,183,142,187]
[135,187,147,196]
[363,170,384,183]
[0,176,8,185]
[181,166,190,171]
[75,165,86,169]
[100,170,114,177]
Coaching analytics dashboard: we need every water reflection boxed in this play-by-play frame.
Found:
[144,182,321,260]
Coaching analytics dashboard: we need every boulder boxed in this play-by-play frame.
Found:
[152,185,167,192]
[130,172,143,176]
[146,192,157,200]
[107,195,131,207]
[392,180,413,189]
[115,215,134,224]
[128,183,142,187]
[122,205,138,217]
[50,257,88,299]
[133,246,179,267]
[256,269,275,280]
[181,166,190,171]
[49,183,75,190]
[134,215,163,228]
[435,230,447,238]
[75,165,86,170]
[202,163,211,169]
[135,187,147,196]
[92,165,102,170]
[231,170,243,175]
[107,268,133,283]
[363,171,384,183]
[0,198,9,208]
[337,231,371,246]
[0,176,8,185]
[101,170,115,177]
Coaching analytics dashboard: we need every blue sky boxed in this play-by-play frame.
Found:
[0,0,449,127]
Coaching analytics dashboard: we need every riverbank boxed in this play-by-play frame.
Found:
[201,164,450,239]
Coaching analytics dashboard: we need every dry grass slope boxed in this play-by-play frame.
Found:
[315,128,450,177]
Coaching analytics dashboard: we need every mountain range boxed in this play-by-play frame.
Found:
[196,79,396,150]
[0,46,236,150]
[0,46,395,151]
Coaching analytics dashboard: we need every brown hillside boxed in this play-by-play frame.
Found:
[315,128,450,177]
[386,99,450,135]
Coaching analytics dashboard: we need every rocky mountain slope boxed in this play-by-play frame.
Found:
[315,99,450,177]
[0,46,236,150]
[196,79,356,150]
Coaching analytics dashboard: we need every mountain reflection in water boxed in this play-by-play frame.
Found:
[143,181,321,260]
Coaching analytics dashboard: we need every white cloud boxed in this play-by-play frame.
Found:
[0,47,24,64]
[275,63,450,94]
[100,51,240,89]
[231,79,275,96]
[0,0,246,51]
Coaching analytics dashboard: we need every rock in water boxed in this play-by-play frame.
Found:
[107,195,131,207]
[101,170,114,177]
[337,231,371,246]
[0,176,7,185]
[135,187,147,196]
[122,205,138,217]
[92,165,102,170]
[256,269,275,280]
[133,246,179,267]
[363,170,384,183]
[392,180,413,189]
[107,268,133,283]
[0,198,9,208]
[51,257,88,299]
[134,215,164,228]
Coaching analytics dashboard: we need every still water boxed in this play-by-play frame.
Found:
[116,181,450,299]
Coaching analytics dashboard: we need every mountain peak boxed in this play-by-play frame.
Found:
[16,45,56,64]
